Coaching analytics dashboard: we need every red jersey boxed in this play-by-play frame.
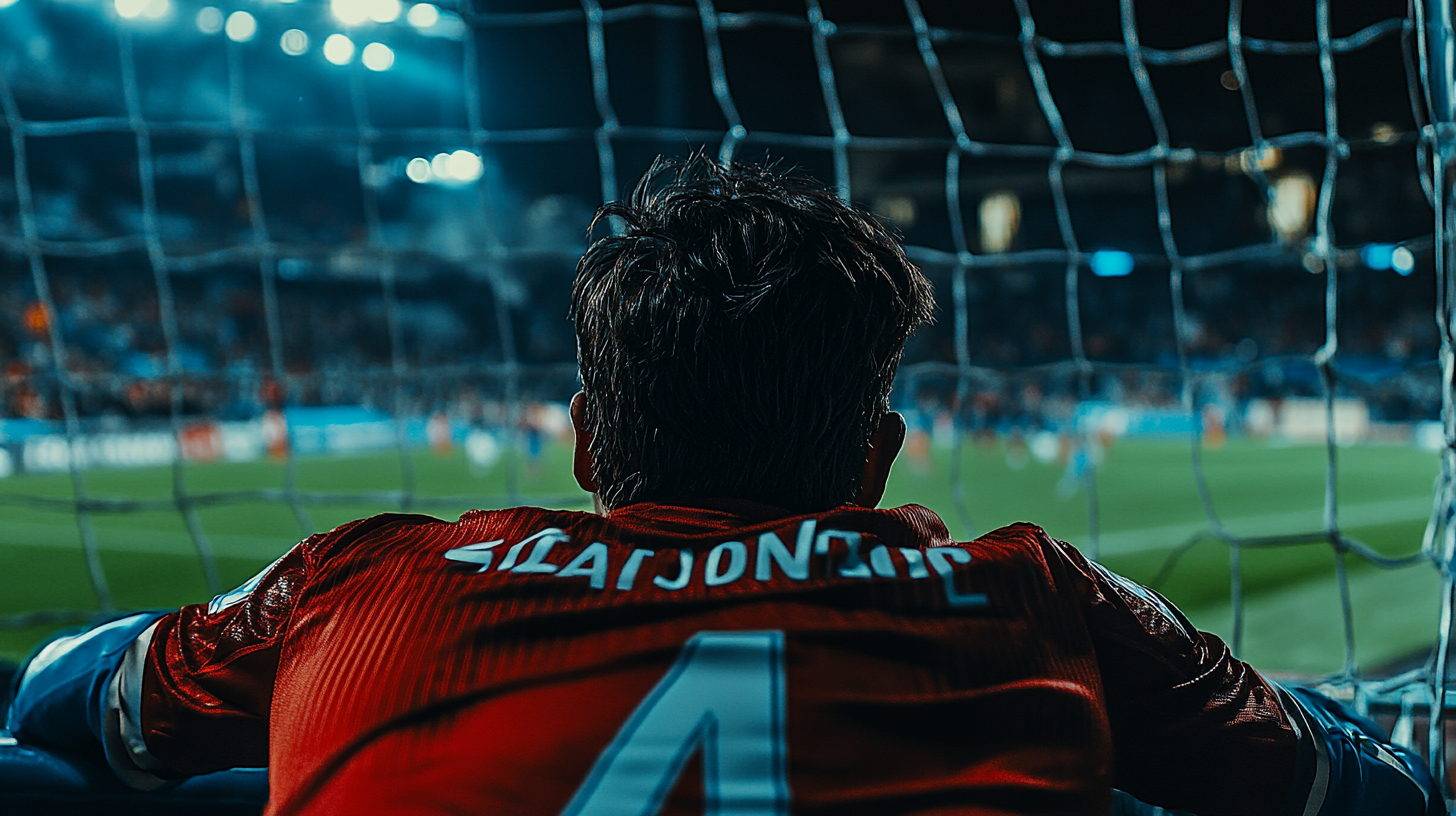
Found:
[135,502,1296,815]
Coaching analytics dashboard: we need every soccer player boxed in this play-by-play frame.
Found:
[6,156,1444,816]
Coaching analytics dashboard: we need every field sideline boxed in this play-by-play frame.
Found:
[0,437,1442,675]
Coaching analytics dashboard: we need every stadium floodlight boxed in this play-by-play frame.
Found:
[362,42,395,72]
[331,0,369,26]
[280,29,309,56]
[430,152,451,179]
[1090,250,1134,278]
[195,6,223,34]
[114,0,147,19]
[446,150,482,183]
[406,2,437,28]
[1361,243,1396,271]
[323,33,355,65]
[369,0,401,24]
[1392,246,1416,275]
[979,191,1020,254]
[405,157,432,183]
[225,11,257,42]
[1268,173,1316,243]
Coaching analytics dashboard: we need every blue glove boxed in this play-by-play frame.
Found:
[6,612,168,751]
[1285,686,1445,816]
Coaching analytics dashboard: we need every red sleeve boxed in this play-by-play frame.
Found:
[137,516,392,775]
[1039,532,1299,816]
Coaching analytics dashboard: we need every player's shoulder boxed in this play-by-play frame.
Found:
[298,506,599,563]
[955,518,1093,579]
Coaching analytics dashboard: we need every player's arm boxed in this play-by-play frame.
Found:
[1040,533,1441,816]
[5,610,172,788]
[6,536,316,787]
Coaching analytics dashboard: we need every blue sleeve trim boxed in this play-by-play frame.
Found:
[1284,686,1445,816]
[6,612,169,752]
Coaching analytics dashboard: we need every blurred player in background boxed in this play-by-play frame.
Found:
[6,156,1444,815]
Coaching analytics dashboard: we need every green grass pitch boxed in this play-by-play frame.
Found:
[0,437,1441,676]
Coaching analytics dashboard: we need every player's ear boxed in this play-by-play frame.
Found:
[853,410,905,508]
[569,392,599,497]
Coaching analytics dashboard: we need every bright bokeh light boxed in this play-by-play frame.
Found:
[196,6,224,33]
[280,29,309,56]
[406,157,432,183]
[1090,250,1134,278]
[369,0,401,23]
[323,33,355,65]
[115,0,147,19]
[430,153,451,179]
[362,42,395,71]
[1392,246,1416,275]
[0,0,18,10]
[978,190,1020,254]
[331,0,369,25]
[407,2,438,28]
[140,0,170,18]
[1268,173,1316,243]
[446,150,483,182]
[225,10,257,41]
[1361,243,1395,271]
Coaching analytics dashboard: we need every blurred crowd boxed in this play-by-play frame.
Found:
[0,251,1442,433]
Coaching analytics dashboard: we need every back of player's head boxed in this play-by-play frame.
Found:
[572,154,934,512]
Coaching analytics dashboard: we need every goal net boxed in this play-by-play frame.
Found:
[1,0,1454,792]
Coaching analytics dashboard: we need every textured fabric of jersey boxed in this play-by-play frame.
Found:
[136,502,1296,816]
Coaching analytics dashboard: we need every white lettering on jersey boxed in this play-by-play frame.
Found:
[445,525,987,609]
[754,520,816,581]
[705,541,748,586]
[513,528,570,574]
[562,631,790,816]
[899,548,929,579]
[558,542,610,590]
[815,529,871,578]
[868,545,897,578]
[443,540,503,573]
[926,547,989,608]
[616,548,655,590]
[654,550,694,591]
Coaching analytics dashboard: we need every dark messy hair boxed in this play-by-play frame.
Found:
[572,154,935,512]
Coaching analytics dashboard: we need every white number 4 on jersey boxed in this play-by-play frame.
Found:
[561,631,790,816]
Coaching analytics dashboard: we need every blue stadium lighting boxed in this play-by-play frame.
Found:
[196,6,223,34]
[333,0,400,26]
[406,157,432,183]
[1090,250,1134,277]
[115,0,170,21]
[362,42,395,72]
[324,33,355,65]
[332,0,369,25]
[1392,245,1415,275]
[1360,243,1395,270]
[281,29,309,56]
[369,0,401,24]
[225,10,257,42]
[407,2,438,28]
[447,150,482,182]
